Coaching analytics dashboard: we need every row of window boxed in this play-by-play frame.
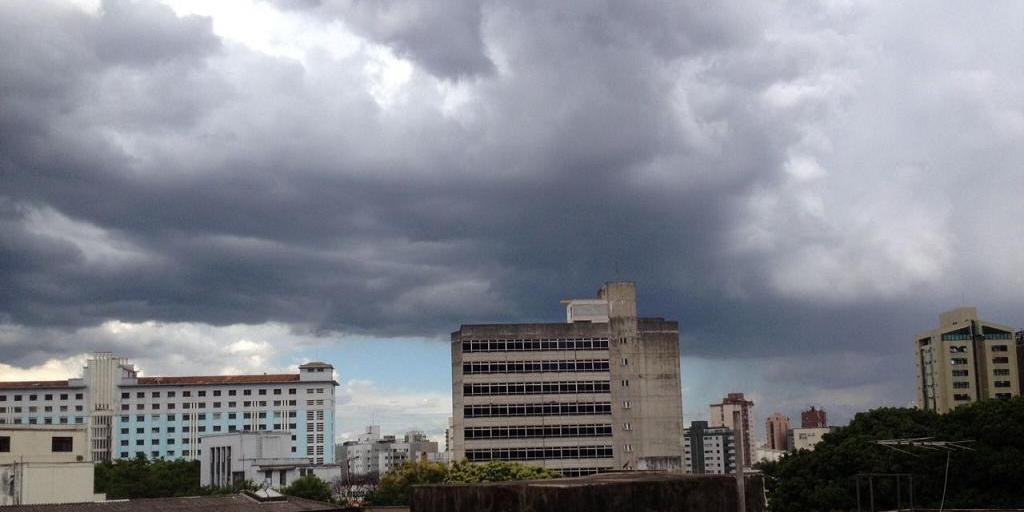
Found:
[0,393,84,402]
[120,387,328,400]
[465,424,612,439]
[463,360,610,375]
[118,411,297,422]
[0,417,84,425]
[994,381,1012,388]
[118,399,326,411]
[464,402,612,418]
[0,405,84,413]
[462,339,609,353]
[463,381,611,396]
[557,467,606,478]
[119,423,300,435]
[465,445,613,461]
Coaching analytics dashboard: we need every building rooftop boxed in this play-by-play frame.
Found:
[298,362,333,369]
[0,380,81,389]
[132,374,300,386]
[0,493,344,512]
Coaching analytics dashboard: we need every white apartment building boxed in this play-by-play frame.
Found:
[682,421,736,475]
[1,426,106,506]
[201,431,341,490]
[787,427,833,452]
[0,354,337,464]
[336,426,440,477]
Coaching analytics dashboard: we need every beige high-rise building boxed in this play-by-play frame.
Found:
[709,393,755,468]
[765,412,790,451]
[451,282,683,476]
[915,307,1021,413]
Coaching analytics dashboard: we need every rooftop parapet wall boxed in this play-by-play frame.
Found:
[411,472,765,512]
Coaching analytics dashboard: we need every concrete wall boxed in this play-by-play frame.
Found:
[0,427,89,464]
[0,462,105,505]
[411,473,765,512]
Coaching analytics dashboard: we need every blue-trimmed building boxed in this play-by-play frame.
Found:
[0,354,336,464]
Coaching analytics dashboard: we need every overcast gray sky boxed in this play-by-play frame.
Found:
[1,0,1022,442]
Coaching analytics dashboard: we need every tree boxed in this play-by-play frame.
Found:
[365,460,560,506]
[95,456,220,499]
[761,397,1024,512]
[280,475,334,503]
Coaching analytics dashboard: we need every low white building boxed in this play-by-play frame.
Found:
[201,431,341,490]
[336,426,440,477]
[0,426,106,506]
[787,427,833,452]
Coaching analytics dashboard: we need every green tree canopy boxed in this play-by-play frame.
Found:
[280,475,334,503]
[761,397,1024,511]
[366,460,560,506]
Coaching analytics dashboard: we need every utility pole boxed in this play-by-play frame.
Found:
[733,410,746,512]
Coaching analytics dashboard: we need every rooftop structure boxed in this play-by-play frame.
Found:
[0,354,338,463]
[0,492,343,511]
[451,281,684,476]
[413,472,765,512]
[1,426,105,506]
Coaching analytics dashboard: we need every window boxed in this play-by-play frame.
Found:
[182,391,191,397]
[992,345,1008,352]
[167,391,176,398]
[259,389,267,396]
[243,390,252,396]
[0,436,9,452]
[44,394,53,400]
[60,394,68,400]
[213,390,221,397]
[51,436,74,452]
[994,369,1011,376]
[198,391,206,397]
[993,357,1009,364]
[273,389,282,395]
[951,370,969,377]
[229,390,237,396]
[953,382,970,389]
[29,394,37,400]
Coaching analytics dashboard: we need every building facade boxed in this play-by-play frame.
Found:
[764,413,790,451]
[201,431,341,490]
[682,421,736,475]
[336,426,439,477]
[708,393,754,468]
[451,282,684,476]
[0,426,105,506]
[787,427,832,452]
[800,406,827,428]
[0,354,337,463]
[915,307,1021,413]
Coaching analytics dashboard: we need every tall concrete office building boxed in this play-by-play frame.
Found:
[764,412,789,451]
[915,307,1021,413]
[708,393,754,468]
[0,353,337,463]
[451,282,683,476]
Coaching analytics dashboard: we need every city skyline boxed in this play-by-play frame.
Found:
[2,0,1024,448]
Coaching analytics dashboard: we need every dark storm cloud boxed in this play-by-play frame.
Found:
[1,0,1023,419]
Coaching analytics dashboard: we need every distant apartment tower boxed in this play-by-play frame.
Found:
[451,282,683,476]
[0,354,337,463]
[336,426,439,477]
[1017,330,1024,391]
[709,393,754,468]
[915,307,1021,413]
[800,406,827,428]
[682,421,735,475]
[765,413,790,451]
